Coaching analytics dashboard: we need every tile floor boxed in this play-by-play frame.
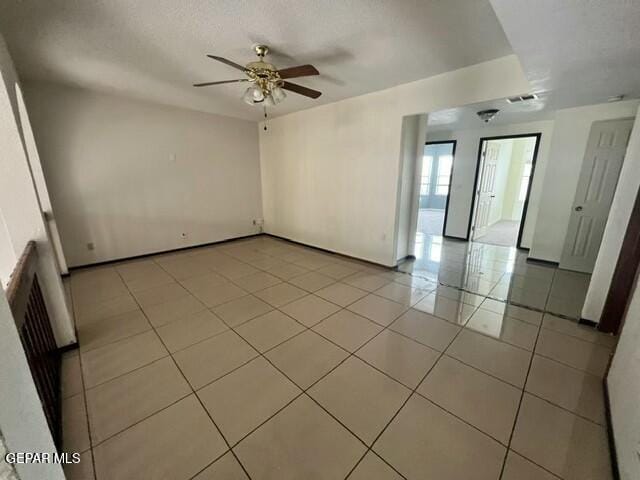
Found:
[406,234,593,319]
[474,220,520,248]
[61,235,616,480]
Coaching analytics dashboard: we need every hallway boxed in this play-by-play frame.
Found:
[474,220,520,248]
[416,209,445,236]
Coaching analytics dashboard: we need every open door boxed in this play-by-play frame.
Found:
[560,118,634,272]
[473,140,500,239]
[469,134,541,248]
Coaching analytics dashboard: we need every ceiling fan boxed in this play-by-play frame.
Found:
[193,45,322,107]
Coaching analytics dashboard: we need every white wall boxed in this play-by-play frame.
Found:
[502,138,535,221]
[24,81,263,267]
[529,100,639,262]
[259,55,530,266]
[0,34,74,346]
[0,209,14,287]
[426,119,554,248]
[582,105,640,323]
[0,290,65,480]
[395,114,427,261]
[14,83,68,275]
[0,36,67,479]
[607,271,640,480]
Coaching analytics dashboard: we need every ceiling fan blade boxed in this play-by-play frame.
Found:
[281,81,322,99]
[206,55,247,72]
[277,64,319,79]
[193,79,248,87]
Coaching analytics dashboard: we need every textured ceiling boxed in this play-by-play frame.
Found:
[490,0,640,111]
[0,0,513,121]
[427,96,555,132]
[431,0,640,133]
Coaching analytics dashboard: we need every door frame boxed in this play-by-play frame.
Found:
[598,184,640,334]
[467,133,542,249]
[423,140,457,236]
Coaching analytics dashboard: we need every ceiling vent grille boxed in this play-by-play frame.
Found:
[507,93,539,104]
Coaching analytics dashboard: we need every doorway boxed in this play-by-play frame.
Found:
[470,134,541,249]
[418,141,456,236]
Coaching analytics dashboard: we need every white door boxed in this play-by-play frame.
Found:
[473,141,500,239]
[559,118,634,273]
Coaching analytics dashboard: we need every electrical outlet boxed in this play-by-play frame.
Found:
[253,218,264,233]
[87,242,95,251]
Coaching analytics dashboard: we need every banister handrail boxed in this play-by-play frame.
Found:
[6,240,38,328]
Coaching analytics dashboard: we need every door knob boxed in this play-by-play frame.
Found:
[575,206,583,211]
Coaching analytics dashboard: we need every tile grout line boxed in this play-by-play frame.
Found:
[77,258,371,433]
[111,266,255,480]
[65,278,98,480]
[341,290,478,480]
[80,250,524,469]
[72,237,601,479]
[83,241,476,357]
[80,291,605,462]
[431,350,608,427]
[220,292,418,480]
[144,240,371,472]
[497,264,558,480]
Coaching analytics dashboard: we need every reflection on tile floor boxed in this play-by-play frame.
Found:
[402,233,592,319]
[61,235,616,480]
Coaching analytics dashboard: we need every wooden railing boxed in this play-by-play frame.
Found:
[6,241,61,447]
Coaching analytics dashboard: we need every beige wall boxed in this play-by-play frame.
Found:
[395,114,428,261]
[0,36,74,346]
[259,55,530,266]
[0,210,13,287]
[488,139,514,226]
[24,81,263,267]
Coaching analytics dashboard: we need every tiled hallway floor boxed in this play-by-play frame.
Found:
[406,234,593,319]
[61,235,616,480]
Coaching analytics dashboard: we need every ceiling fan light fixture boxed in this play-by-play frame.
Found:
[242,86,256,105]
[271,86,286,103]
[251,86,264,102]
[264,94,276,107]
[242,85,266,105]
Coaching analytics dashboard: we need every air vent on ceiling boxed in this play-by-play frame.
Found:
[506,93,539,104]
